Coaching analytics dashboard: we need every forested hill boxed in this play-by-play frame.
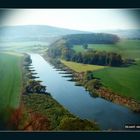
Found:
[47,33,123,67]
[62,33,120,45]
[49,33,120,49]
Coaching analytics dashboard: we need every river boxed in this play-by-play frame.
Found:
[29,53,140,130]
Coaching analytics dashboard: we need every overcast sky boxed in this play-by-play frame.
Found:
[0,9,140,31]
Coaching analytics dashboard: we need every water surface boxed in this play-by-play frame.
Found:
[30,53,140,130]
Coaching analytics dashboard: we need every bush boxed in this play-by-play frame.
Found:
[58,117,99,130]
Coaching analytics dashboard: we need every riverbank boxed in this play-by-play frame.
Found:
[42,55,140,112]
[73,68,140,112]
[17,53,100,131]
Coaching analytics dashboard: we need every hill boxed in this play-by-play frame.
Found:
[47,33,120,60]
[95,29,140,39]
[0,25,88,43]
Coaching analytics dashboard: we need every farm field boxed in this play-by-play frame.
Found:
[61,60,105,72]
[61,58,140,101]
[94,60,140,101]
[0,41,48,52]
[73,39,140,101]
[0,52,23,119]
[73,40,140,59]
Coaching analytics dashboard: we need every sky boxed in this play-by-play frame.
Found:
[0,9,140,31]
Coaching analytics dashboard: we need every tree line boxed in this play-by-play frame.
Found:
[63,33,120,45]
[48,46,123,66]
[47,33,124,67]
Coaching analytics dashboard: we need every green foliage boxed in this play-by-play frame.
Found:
[85,79,102,92]
[63,33,119,45]
[94,60,140,101]
[83,44,88,49]
[24,55,32,63]
[23,93,99,130]
[26,80,46,93]
[48,37,123,66]
[61,47,75,60]
[84,71,94,80]
[61,49,123,67]
[58,117,99,130]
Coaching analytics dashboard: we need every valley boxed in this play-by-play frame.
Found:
[0,25,140,131]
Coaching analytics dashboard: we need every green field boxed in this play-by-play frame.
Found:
[73,44,118,52]
[94,60,140,101]
[73,39,140,101]
[0,41,48,52]
[61,60,105,72]
[73,40,140,59]
[0,52,23,112]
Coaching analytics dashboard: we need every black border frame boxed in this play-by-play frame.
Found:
[0,0,140,139]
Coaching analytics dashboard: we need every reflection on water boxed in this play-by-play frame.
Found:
[29,53,140,130]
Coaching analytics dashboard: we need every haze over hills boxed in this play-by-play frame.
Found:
[94,29,140,39]
[0,25,140,43]
[0,25,89,43]
[0,25,140,51]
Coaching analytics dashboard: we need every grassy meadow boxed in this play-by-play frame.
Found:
[73,39,140,59]
[61,60,105,72]
[0,41,48,52]
[0,52,23,114]
[73,39,140,101]
[94,61,140,101]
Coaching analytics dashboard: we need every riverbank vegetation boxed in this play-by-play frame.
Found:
[46,34,140,112]
[14,54,99,131]
[22,93,99,130]
[57,62,140,111]
[47,35,135,67]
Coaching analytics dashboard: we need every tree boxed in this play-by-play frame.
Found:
[83,44,88,49]
[26,80,46,93]
[84,71,94,81]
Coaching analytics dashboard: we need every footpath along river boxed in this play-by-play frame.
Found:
[29,53,140,130]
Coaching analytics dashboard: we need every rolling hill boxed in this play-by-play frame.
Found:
[0,25,88,42]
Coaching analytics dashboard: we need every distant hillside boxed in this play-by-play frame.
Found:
[95,29,140,39]
[0,25,88,43]
[112,29,140,39]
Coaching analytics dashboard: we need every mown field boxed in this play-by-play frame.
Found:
[94,60,140,101]
[73,39,140,59]
[73,39,140,101]
[0,52,23,117]
[61,60,105,72]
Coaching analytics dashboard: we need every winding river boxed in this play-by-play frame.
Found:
[29,53,140,130]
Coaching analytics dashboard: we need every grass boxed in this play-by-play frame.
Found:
[73,39,140,59]
[61,60,105,72]
[94,60,140,101]
[0,41,48,52]
[73,44,118,52]
[73,39,140,101]
[0,52,23,111]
